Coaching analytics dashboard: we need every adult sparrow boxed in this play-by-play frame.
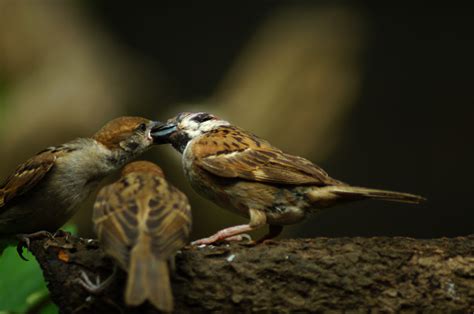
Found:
[151,112,425,245]
[82,161,191,312]
[0,117,161,256]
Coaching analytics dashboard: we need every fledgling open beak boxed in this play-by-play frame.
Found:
[150,122,178,144]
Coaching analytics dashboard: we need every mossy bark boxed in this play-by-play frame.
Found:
[29,235,474,313]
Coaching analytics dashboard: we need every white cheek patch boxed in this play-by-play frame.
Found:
[199,120,230,132]
[179,118,201,139]
[180,115,231,140]
[185,129,202,139]
[180,119,198,130]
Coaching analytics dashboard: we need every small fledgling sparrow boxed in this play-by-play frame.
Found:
[151,112,426,245]
[0,117,161,256]
[84,161,191,312]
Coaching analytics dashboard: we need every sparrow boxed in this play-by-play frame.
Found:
[0,116,162,257]
[151,112,426,245]
[81,161,191,312]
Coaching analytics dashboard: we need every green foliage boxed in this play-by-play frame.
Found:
[38,302,59,314]
[63,224,78,236]
[0,225,77,313]
[0,247,58,313]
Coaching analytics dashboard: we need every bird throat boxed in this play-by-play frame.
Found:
[171,132,192,153]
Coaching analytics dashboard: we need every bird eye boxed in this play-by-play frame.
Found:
[193,113,213,123]
[136,123,147,132]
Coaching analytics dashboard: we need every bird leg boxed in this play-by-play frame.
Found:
[192,225,257,245]
[53,229,72,241]
[76,265,118,294]
[16,231,54,261]
[192,208,266,246]
[225,233,253,242]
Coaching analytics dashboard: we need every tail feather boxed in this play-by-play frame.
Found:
[126,241,173,312]
[307,185,426,206]
[149,260,173,312]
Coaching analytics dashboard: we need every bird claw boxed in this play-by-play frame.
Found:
[76,266,117,295]
[53,229,72,240]
[192,233,253,246]
[76,271,103,294]
[16,231,54,261]
[191,235,221,246]
[16,238,30,261]
[225,233,253,242]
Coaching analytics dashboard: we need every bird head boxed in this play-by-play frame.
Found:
[151,112,229,152]
[93,116,162,163]
[121,160,165,178]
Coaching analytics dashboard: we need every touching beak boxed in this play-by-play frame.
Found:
[150,122,178,144]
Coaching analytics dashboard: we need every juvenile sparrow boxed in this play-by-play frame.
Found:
[86,161,191,312]
[151,112,425,245]
[0,117,161,256]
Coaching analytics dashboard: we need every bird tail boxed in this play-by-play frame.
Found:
[126,238,173,312]
[307,185,426,206]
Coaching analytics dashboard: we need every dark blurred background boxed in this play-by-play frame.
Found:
[1,1,472,240]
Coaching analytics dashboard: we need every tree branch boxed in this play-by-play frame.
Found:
[29,235,474,313]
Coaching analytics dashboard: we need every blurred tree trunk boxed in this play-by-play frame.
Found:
[213,5,366,159]
[30,235,474,313]
[0,1,149,164]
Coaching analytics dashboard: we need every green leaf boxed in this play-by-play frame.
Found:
[0,247,57,313]
[0,225,76,312]
[40,301,59,314]
[62,224,78,236]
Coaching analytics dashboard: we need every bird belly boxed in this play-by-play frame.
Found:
[185,165,307,225]
[0,172,98,235]
[187,169,244,215]
[224,182,307,225]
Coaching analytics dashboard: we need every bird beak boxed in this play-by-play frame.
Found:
[150,122,178,144]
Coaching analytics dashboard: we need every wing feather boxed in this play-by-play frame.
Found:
[0,150,57,209]
[147,179,191,258]
[93,173,191,269]
[194,127,339,186]
[93,181,138,269]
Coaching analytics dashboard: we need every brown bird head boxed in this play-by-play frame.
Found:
[93,116,162,155]
[121,161,165,178]
[151,112,229,152]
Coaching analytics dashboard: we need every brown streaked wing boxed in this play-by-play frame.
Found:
[147,179,192,259]
[93,178,140,269]
[0,150,57,209]
[194,127,338,186]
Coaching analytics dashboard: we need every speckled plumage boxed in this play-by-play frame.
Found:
[152,112,425,245]
[93,161,191,312]
[0,117,160,253]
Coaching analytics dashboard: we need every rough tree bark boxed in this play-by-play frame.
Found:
[29,235,474,313]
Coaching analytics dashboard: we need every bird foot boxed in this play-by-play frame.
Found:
[53,229,72,241]
[76,271,104,294]
[225,233,252,242]
[192,224,255,246]
[16,231,54,261]
[76,266,117,295]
